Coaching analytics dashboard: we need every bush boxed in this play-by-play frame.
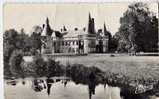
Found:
[32,55,47,77]
[9,50,24,77]
[46,58,64,77]
[26,55,64,77]
[68,64,104,84]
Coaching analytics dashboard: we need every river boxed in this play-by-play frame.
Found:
[4,77,158,99]
[4,77,122,99]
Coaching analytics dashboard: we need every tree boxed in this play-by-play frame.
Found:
[115,2,158,53]
[30,26,43,54]
[109,36,118,52]
[9,50,24,77]
[3,27,44,77]
[3,29,19,76]
[31,25,43,35]
[32,55,47,77]
[46,58,64,77]
[16,29,31,53]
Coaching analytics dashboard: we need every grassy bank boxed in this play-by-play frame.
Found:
[52,54,159,94]
[54,54,159,81]
[14,54,159,95]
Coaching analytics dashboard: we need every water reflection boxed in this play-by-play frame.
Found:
[6,79,18,86]
[22,80,26,85]
[88,72,96,99]
[30,77,98,98]
[5,78,158,99]
[121,93,150,99]
[31,78,70,96]
[5,77,118,99]
[32,79,45,92]
[46,78,54,95]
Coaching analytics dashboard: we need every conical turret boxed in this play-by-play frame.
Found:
[41,17,53,36]
[103,22,112,39]
[88,12,92,33]
[104,22,107,34]
[87,12,95,34]
[46,17,49,25]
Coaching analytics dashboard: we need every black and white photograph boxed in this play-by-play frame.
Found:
[3,2,159,99]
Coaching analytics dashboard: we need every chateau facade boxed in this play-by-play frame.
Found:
[41,13,111,54]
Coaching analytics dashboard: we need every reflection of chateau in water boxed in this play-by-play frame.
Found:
[6,78,152,99]
[27,78,120,99]
[41,13,111,54]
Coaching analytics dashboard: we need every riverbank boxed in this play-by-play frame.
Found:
[53,54,159,80]
[52,54,159,95]
[19,54,159,95]
[4,77,122,99]
[4,77,159,99]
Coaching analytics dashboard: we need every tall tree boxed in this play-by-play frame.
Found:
[9,50,24,77]
[32,55,47,77]
[3,29,19,76]
[16,28,30,52]
[30,26,43,54]
[115,2,158,52]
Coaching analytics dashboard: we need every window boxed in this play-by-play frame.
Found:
[62,41,64,46]
[54,42,56,46]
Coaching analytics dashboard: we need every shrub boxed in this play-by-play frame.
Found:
[68,64,104,84]
[32,55,47,77]
[9,50,24,77]
[46,58,64,77]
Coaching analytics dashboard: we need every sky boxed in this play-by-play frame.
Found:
[3,3,158,35]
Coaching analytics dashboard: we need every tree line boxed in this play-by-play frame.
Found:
[3,27,43,77]
[3,2,158,77]
[114,3,158,53]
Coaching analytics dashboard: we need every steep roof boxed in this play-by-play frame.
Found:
[41,24,47,36]
[41,17,53,36]
[63,29,87,38]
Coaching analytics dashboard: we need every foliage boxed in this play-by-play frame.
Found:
[30,26,43,54]
[3,26,43,77]
[32,55,47,77]
[3,29,30,52]
[18,29,30,52]
[31,25,43,35]
[21,62,37,76]
[46,58,64,77]
[115,2,158,52]
[108,36,118,52]
[3,29,32,76]
[9,50,24,77]
[3,29,19,76]
[68,64,103,84]
[27,55,64,77]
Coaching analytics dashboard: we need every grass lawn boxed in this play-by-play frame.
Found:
[54,54,159,81]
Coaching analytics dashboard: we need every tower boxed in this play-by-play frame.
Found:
[88,12,95,34]
[91,18,95,34]
[41,17,52,36]
[103,22,109,52]
[84,13,96,53]
[104,22,107,34]
[41,17,54,54]
[46,17,53,36]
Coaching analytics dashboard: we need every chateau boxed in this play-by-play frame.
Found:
[41,13,111,54]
